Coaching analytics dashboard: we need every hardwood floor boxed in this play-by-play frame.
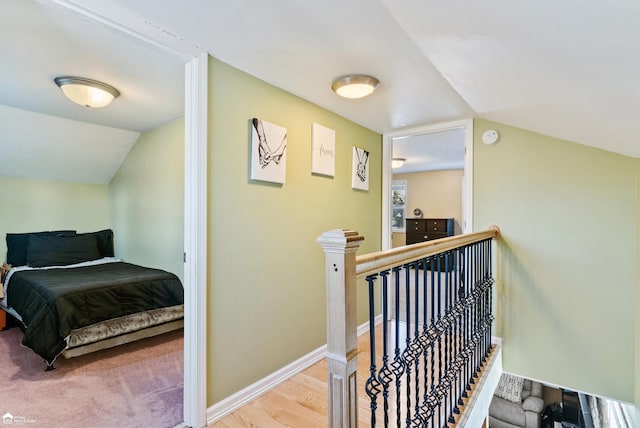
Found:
[209,323,494,427]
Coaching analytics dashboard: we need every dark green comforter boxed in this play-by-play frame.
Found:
[7,261,184,365]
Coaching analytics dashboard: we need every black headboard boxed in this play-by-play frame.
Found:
[5,229,114,266]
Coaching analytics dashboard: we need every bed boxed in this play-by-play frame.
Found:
[0,229,184,370]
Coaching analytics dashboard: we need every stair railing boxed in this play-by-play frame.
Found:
[318,226,500,427]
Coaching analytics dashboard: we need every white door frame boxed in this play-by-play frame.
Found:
[382,119,474,250]
[38,2,208,427]
[183,53,208,428]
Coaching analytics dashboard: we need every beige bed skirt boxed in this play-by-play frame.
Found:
[62,304,184,358]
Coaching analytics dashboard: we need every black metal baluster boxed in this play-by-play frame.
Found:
[392,266,404,428]
[378,271,392,428]
[413,260,421,425]
[471,242,478,381]
[404,263,413,427]
[455,248,466,412]
[421,258,431,426]
[471,245,476,382]
[365,274,381,428]
[452,249,462,417]
[487,239,494,357]
[481,240,488,362]
[473,242,482,378]
[482,241,487,364]
[443,254,452,428]
[460,245,470,400]
[429,258,437,428]
[466,243,476,390]
[475,242,484,377]
[478,241,485,368]
[436,255,445,428]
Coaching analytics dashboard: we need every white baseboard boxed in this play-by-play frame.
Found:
[358,313,384,336]
[206,343,326,424]
[207,314,384,424]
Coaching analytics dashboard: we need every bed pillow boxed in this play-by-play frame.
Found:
[6,230,76,266]
[77,229,114,258]
[26,234,101,267]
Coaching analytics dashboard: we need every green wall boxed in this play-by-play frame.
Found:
[208,57,382,404]
[473,119,637,402]
[0,176,109,261]
[109,118,185,280]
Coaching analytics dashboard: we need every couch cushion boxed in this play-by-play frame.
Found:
[523,395,545,413]
[490,395,526,427]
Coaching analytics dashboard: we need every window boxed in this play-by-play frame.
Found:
[391,180,407,231]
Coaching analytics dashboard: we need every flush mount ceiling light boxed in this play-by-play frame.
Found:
[54,76,120,108]
[392,158,406,168]
[331,74,380,99]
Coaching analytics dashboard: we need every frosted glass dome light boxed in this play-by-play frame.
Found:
[54,76,120,108]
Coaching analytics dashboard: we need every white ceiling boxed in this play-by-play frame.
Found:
[2,0,639,183]
[0,0,184,184]
[392,129,466,174]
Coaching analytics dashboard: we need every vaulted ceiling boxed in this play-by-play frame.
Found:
[2,0,639,183]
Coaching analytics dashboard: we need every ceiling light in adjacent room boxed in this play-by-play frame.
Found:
[392,158,406,168]
[331,75,380,99]
[54,76,120,108]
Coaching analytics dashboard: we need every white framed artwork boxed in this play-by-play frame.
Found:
[352,146,370,191]
[250,117,287,184]
[311,123,335,177]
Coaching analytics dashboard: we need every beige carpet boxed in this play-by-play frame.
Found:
[0,326,183,428]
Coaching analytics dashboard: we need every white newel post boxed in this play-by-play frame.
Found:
[317,229,364,428]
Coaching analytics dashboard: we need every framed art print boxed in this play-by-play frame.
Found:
[250,117,287,184]
[311,123,335,177]
[352,146,369,191]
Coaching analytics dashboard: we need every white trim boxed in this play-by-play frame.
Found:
[183,52,208,428]
[207,315,384,424]
[36,0,201,60]
[462,120,474,233]
[457,345,502,427]
[358,313,384,336]
[383,120,473,140]
[382,137,393,250]
[382,119,475,250]
[207,345,327,425]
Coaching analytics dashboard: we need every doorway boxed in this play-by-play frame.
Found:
[34,2,208,427]
[382,120,473,250]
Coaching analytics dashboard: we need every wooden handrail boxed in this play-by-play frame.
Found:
[356,226,500,278]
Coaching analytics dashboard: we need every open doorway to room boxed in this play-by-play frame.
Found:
[382,120,473,250]
[0,1,207,427]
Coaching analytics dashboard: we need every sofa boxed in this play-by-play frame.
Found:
[489,373,545,428]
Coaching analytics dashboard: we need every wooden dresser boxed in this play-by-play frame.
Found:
[405,218,454,245]
[406,218,455,271]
